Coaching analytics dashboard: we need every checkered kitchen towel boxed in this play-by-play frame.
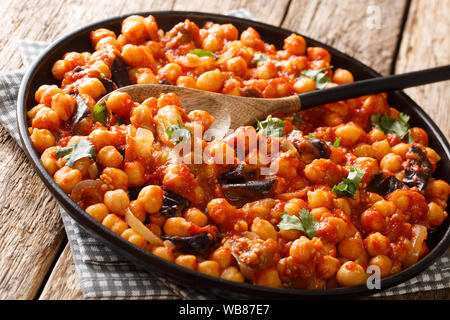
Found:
[1,12,449,299]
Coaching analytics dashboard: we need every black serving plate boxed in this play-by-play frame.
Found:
[17,11,450,299]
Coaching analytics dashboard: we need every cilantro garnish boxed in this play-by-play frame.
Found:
[166,121,192,143]
[327,137,341,148]
[278,209,319,239]
[292,114,304,124]
[55,140,96,167]
[332,165,366,198]
[297,65,333,90]
[253,53,282,67]
[256,118,285,138]
[190,49,218,60]
[93,104,107,125]
[370,112,411,139]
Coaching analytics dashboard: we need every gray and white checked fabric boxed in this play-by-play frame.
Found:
[0,11,449,299]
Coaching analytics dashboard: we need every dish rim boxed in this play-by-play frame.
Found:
[16,10,450,299]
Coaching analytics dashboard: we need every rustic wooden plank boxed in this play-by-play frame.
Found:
[172,0,291,26]
[394,0,450,139]
[281,0,408,75]
[0,0,174,300]
[39,244,83,300]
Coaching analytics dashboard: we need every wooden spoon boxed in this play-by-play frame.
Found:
[97,65,450,138]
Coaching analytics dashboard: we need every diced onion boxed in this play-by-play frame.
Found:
[125,209,163,246]
[404,224,427,267]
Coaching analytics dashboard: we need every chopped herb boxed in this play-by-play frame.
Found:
[407,131,415,143]
[93,104,107,125]
[166,121,192,143]
[292,114,304,124]
[55,140,96,167]
[293,125,299,131]
[190,48,218,59]
[326,137,341,148]
[297,66,333,90]
[332,165,366,198]
[256,117,285,138]
[371,112,411,139]
[278,209,319,239]
[253,53,282,67]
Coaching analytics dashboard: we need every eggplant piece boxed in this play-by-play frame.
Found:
[99,77,116,94]
[369,173,405,197]
[70,94,93,135]
[220,164,259,183]
[287,131,331,160]
[221,178,276,206]
[161,232,218,255]
[159,189,191,217]
[159,79,171,85]
[308,137,331,159]
[403,145,432,191]
[111,55,132,88]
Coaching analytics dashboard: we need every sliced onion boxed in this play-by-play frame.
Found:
[70,179,104,207]
[216,47,239,65]
[404,224,427,267]
[125,209,163,246]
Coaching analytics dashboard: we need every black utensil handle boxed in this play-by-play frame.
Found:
[299,65,450,109]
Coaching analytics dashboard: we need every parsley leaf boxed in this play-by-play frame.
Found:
[256,118,285,138]
[292,114,304,124]
[93,104,107,125]
[332,165,366,198]
[190,49,218,60]
[297,66,333,90]
[325,137,341,148]
[370,112,411,139]
[166,121,192,143]
[278,209,319,239]
[253,53,282,67]
[55,140,96,167]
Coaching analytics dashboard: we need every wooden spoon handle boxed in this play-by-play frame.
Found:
[299,65,450,109]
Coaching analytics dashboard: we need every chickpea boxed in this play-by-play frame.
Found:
[202,34,223,52]
[97,146,123,168]
[51,59,71,80]
[311,207,330,221]
[50,93,76,121]
[332,68,354,84]
[221,266,245,282]
[175,255,197,270]
[338,236,363,260]
[37,85,63,107]
[335,123,365,147]
[318,217,347,243]
[256,61,278,79]
[121,228,147,248]
[224,56,247,77]
[255,267,282,288]
[124,161,146,187]
[32,107,60,131]
[409,127,428,146]
[426,180,450,202]
[289,236,313,263]
[184,208,208,227]
[352,143,374,158]
[251,217,277,240]
[196,69,224,92]
[40,146,59,175]
[152,246,174,262]
[209,246,233,270]
[122,15,147,43]
[380,153,403,173]
[77,77,106,99]
[100,167,128,190]
[316,255,340,279]
[90,60,111,79]
[369,255,392,278]
[198,260,221,277]
[128,199,146,222]
[364,232,391,256]
[371,139,391,160]
[158,63,182,84]
[391,143,409,159]
[88,129,117,150]
[102,213,128,235]
[137,185,163,213]
[360,209,385,232]
[31,128,56,154]
[129,67,158,84]
[307,189,334,209]
[176,76,197,89]
[106,91,134,118]
[336,261,367,287]
[367,128,386,143]
[122,44,156,69]
[163,217,192,237]
[104,189,130,215]
[372,200,396,217]
[283,33,306,55]
[85,203,109,222]
[54,166,82,194]
[427,202,448,227]
[90,28,117,47]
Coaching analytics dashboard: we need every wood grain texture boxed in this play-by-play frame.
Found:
[0,0,174,300]
[38,244,83,300]
[282,0,408,75]
[395,0,450,139]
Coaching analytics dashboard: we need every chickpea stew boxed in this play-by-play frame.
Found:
[27,15,449,290]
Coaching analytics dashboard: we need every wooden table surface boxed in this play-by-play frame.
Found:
[0,0,448,300]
